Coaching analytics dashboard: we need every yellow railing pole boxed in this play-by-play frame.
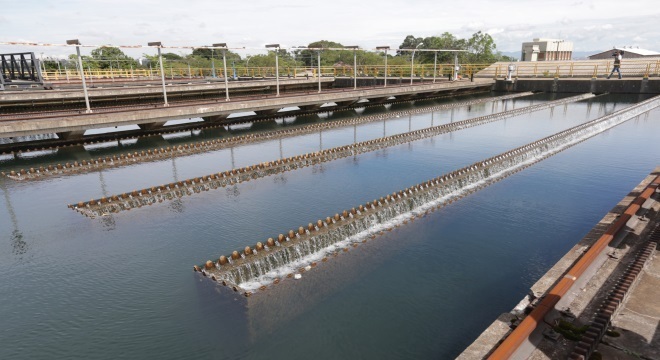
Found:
[592,65,598,79]
[569,63,574,77]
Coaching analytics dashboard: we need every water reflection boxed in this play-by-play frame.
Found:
[226,184,241,198]
[168,157,185,214]
[100,214,116,231]
[1,183,28,257]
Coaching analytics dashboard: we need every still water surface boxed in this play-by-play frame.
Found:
[0,93,658,359]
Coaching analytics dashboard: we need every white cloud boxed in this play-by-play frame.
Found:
[486,28,504,35]
[1,0,659,56]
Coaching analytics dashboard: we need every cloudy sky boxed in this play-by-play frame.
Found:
[1,0,658,58]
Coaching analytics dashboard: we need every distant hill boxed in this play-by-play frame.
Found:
[499,50,603,61]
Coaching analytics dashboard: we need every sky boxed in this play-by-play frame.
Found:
[1,0,658,58]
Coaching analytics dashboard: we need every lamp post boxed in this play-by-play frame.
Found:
[56,59,61,79]
[376,46,390,87]
[148,41,168,106]
[410,43,422,85]
[66,39,91,113]
[317,49,322,93]
[265,44,280,96]
[245,55,252,77]
[213,43,229,101]
[211,48,216,78]
[433,51,438,83]
[345,46,359,90]
[40,52,45,76]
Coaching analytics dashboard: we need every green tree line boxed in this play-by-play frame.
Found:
[41,31,513,71]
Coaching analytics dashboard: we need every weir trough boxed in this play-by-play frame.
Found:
[68,93,594,216]
[195,94,660,296]
[7,92,533,181]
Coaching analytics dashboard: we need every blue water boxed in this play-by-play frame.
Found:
[0,93,658,359]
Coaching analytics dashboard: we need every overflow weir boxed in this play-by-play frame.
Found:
[68,93,594,216]
[5,92,532,181]
[193,95,660,296]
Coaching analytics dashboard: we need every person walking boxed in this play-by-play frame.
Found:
[607,50,623,79]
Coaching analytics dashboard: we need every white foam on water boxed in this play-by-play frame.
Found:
[231,102,656,292]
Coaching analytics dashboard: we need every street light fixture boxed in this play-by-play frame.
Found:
[213,43,230,101]
[265,44,280,96]
[317,48,322,93]
[66,39,92,113]
[345,46,359,90]
[410,43,422,85]
[433,50,438,83]
[148,41,168,106]
[376,46,390,87]
[211,48,216,78]
[304,46,324,93]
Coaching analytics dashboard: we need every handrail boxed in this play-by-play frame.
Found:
[39,64,492,82]
[477,58,660,79]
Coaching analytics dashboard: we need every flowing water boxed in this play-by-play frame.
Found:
[0,92,658,359]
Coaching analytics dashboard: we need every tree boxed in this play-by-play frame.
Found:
[89,46,137,69]
[294,40,344,67]
[396,31,505,65]
[465,31,496,63]
[398,35,424,54]
[162,52,183,61]
[192,48,213,59]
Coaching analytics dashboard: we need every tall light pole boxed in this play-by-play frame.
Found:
[66,39,91,113]
[317,49,322,93]
[376,46,390,88]
[265,44,280,96]
[148,41,168,106]
[40,52,45,76]
[245,55,253,76]
[211,48,216,78]
[410,43,422,85]
[433,50,438,83]
[213,43,229,101]
[345,46,359,90]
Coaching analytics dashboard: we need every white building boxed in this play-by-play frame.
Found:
[588,46,660,60]
[521,38,574,61]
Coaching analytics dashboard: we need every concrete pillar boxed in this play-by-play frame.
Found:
[298,104,323,111]
[138,122,168,130]
[255,109,280,116]
[202,114,229,123]
[56,130,86,140]
[366,97,388,104]
[334,100,359,108]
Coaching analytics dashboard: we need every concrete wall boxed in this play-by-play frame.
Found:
[493,79,660,94]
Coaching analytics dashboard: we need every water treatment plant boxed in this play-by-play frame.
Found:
[1,37,660,359]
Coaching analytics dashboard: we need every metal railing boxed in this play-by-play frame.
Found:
[41,64,492,82]
[479,58,660,79]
